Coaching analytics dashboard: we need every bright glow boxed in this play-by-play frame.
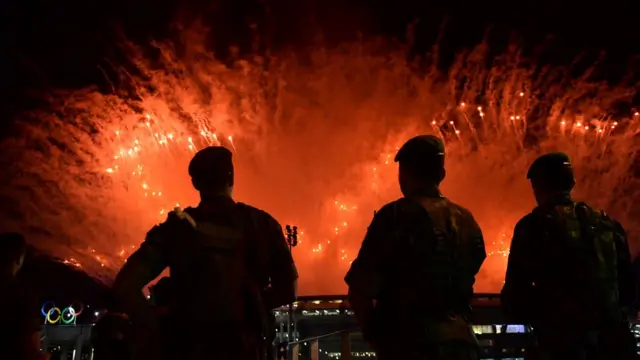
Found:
[3,26,639,295]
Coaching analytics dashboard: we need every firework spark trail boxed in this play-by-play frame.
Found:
[1,29,638,295]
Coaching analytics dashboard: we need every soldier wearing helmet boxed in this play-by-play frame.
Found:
[345,135,486,360]
[502,152,636,359]
[113,146,298,360]
[526,152,576,205]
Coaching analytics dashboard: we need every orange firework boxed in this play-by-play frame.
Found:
[1,29,638,295]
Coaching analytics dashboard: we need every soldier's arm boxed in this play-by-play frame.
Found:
[466,213,487,275]
[613,221,636,308]
[112,224,169,332]
[501,218,537,324]
[264,216,298,309]
[345,209,391,298]
[345,208,391,336]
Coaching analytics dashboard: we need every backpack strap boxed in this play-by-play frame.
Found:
[234,202,265,277]
[574,201,590,223]
[233,202,271,337]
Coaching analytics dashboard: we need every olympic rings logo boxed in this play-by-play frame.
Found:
[41,301,84,325]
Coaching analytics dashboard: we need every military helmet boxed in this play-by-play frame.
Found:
[188,146,234,186]
[394,135,445,164]
[527,152,575,190]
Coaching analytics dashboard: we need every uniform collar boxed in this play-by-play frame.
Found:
[539,192,573,207]
[408,187,444,199]
[197,195,236,212]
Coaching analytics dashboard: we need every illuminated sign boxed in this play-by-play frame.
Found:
[41,301,84,325]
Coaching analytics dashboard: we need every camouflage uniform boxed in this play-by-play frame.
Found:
[501,153,637,360]
[345,136,486,360]
[114,147,298,360]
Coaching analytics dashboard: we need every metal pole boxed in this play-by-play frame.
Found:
[340,331,352,360]
[310,340,319,360]
[291,343,300,360]
[285,225,298,344]
[288,240,293,343]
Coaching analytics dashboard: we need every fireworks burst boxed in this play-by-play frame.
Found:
[1,28,639,295]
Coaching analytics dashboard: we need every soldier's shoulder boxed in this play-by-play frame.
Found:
[573,201,599,214]
[237,203,275,220]
[577,202,625,231]
[443,199,476,219]
[513,212,537,232]
[159,206,197,225]
[574,201,608,220]
[379,198,405,211]
[146,207,198,236]
[236,202,282,228]
[375,199,407,218]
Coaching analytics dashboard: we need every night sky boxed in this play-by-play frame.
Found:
[0,0,638,305]
[1,0,637,103]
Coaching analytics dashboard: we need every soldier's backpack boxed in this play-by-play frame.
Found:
[385,197,477,315]
[376,197,480,346]
[532,201,623,328]
[157,203,269,336]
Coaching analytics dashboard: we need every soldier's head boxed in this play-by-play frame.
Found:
[394,135,446,197]
[188,146,234,198]
[0,232,26,279]
[527,152,575,205]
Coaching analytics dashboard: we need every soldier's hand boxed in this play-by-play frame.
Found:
[132,324,163,360]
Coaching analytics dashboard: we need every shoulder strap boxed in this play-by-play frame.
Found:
[232,202,268,283]
[232,202,260,254]
[231,203,270,333]
[574,201,590,222]
[574,202,610,244]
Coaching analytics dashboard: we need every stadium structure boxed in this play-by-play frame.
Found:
[39,293,640,360]
[20,252,640,360]
[272,294,530,360]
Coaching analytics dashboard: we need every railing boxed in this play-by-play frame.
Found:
[283,324,537,360]
[287,328,366,360]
